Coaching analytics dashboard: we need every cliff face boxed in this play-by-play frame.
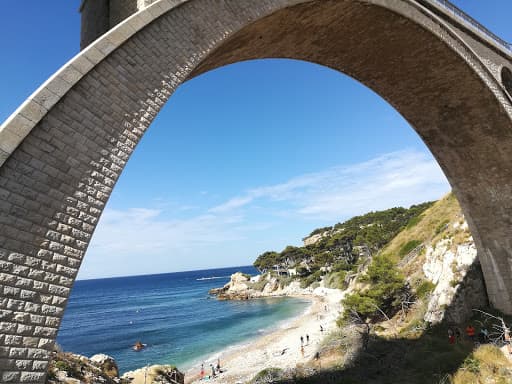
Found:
[422,237,487,324]
[219,194,488,326]
[380,193,488,324]
[46,352,125,384]
[46,352,184,384]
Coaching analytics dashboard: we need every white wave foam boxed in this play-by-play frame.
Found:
[196,276,230,281]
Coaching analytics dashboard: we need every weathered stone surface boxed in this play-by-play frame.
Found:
[90,353,119,378]
[1,0,512,382]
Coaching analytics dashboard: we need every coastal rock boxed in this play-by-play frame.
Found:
[209,272,255,299]
[303,233,324,246]
[47,351,125,384]
[422,226,486,324]
[90,354,119,378]
[228,272,251,292]
[122,365,184,384]
[210,272,323,300]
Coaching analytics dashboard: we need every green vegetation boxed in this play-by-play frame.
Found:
[253,202,433,288]
[300,270,323,288]
[398,239,422,257]
[415,280,435,299]
[251,368,284,384]
[250,193,512,384]
[435,219,450,235]
[324,270,348,290]
[50,358,85,381]
[341,255,408,320]
[306,226,332,238]
[380,193,461,265]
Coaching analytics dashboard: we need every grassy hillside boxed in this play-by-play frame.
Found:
[250,193,512,384]
[381,192,465,263]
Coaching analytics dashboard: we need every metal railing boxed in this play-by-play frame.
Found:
[428,0,511,52]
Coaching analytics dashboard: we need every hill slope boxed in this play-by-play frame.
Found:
[249,193,512,384]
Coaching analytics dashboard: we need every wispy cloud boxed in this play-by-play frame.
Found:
[208,150,449,220]
[81,149,450,278]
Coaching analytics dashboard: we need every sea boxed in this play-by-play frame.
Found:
[57,266,310,373]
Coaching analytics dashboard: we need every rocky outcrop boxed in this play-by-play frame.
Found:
[209,272,317,300]
[47,352,127,384]
[46,352,184,384]
[208,272,253,299]
[90,354,119,379]
[423,225,487,324]
[303,233,324,246]
[122,365,184,384]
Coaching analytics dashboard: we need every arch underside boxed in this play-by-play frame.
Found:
[1,0,512,382]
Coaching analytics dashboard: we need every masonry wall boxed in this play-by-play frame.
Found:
[80,0,162,49]
[109,0,139,27]
[80,0,110,49]
[2,1,512,383]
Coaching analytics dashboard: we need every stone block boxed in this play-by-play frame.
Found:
[2,371,21,382]
[27,348,50,360]
[20,371,46,383]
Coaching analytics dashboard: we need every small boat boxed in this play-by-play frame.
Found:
[133,341,147,352]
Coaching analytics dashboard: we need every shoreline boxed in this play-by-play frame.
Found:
[184,287,345,384]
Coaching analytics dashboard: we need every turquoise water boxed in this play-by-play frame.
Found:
[57,266,309,372]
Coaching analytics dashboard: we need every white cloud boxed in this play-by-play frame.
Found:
[80,149,450,279]
[208,150,450,220]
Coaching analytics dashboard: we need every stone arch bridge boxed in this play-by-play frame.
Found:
[1,0,512,382]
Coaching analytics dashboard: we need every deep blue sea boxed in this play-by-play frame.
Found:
[57,266,309,373]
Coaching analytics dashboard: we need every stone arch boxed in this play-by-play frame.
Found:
[502,66,512,95]
[1,0,512,382]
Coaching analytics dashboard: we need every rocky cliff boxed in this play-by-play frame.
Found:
[46,351,184,384]
[216,194,488,326]
[379,193,488,325]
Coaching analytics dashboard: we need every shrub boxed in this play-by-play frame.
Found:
[300,270,322,288]
[415,280,435,299]
[461,355,480,373]
[399,240,422,257]
[252,368,284,383]
[332,260,351,272]
[53,360,82,379]
[325,270,347,289]
[342,256,407,321]
[343,292,378,318]
[435,219,450,235]
[406,214,423,229]
[250,273,268,291]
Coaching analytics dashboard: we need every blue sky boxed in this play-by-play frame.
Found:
[1,1,511,279]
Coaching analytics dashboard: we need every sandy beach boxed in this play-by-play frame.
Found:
[184,287,345,384]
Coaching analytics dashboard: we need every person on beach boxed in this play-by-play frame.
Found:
[448,328,455,345]
[306,334,310,345]
[465,324,476,342]
[216,358,222,373]
[200,363,205,379]
[210,364,215,378]
[320,325,323,333]
[300,345,305,358]
[300,336,304,346]
[455,327,462,343]
[504,326,512,354]
[314,351,321,368]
